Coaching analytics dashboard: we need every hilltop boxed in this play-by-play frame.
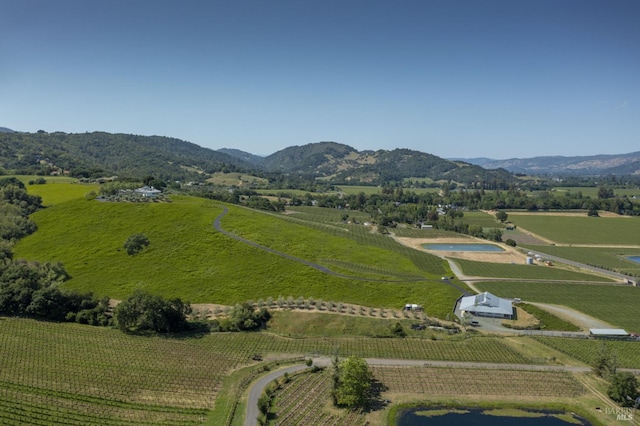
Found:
[1,130,514,187]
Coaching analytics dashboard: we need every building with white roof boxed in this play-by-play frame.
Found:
[459,291,514,319]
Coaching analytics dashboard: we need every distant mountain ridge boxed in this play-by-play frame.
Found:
[0,127,15,133]
[222,141,514,186]
[455,153,640,176]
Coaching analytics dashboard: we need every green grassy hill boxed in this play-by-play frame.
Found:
[14,183,460,317]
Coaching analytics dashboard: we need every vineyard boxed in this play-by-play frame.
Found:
[509,213,640,245]
[453,259,612,282]
[0,317,549,425]
[476,281,640,332]
[370,365,586,398]
[534,337,640,369]
[269,371,367,426]
[269,366,586,426]
[520,244,640,278]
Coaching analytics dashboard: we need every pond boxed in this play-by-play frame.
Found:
[422,243,505,252]
[397,407,591,426]
[627,255,640,264]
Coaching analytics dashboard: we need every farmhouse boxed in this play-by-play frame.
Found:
[135,186,162,197]
[459,291,514,319]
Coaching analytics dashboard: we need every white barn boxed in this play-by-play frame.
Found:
[459,291,514,319]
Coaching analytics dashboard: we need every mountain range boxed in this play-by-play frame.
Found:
[454,153,640,176]
[1,128,637,185]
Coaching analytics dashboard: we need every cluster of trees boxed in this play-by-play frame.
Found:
[210,303,271,332]
[592,343,639,407]
[0,178,110,325]
[114,290,191,333]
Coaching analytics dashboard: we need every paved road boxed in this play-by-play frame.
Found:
[245,364,313,426]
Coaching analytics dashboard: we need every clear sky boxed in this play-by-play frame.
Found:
[1,0,638,159]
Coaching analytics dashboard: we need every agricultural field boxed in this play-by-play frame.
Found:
[475,281,640,332]
[270,366,589,426]
[0,317,550,424]
[552,187,640,198]
[520,245,640,278]
[284,205,372,225]
[371,365,586,398]
[14,184,458,317]
[460,211,505,229]
[508,213,640,245]
[453,259,614,282]
[534,337,640,369]
[336,185,439,195]
[206,172,268,187]
[269,370,367,426]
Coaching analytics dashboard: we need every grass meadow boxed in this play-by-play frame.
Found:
[476,281,640,332]
[14,184,459,317]
[452,259,614,282]
[509,213,640,245]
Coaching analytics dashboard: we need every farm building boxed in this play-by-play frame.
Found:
[589,329,629,339]
[459,292,514,319]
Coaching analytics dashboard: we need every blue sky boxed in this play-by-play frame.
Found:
[1,0,638,159]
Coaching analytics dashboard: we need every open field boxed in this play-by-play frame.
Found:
[534,337,640,369]
[14,186,459,317]
[476,281,640,332]
[461,211,505,228]
[336,185,439,195]
[452,258,614,282]
[206,172,268,187]
[508,213,640,245]
[552,187,640,198]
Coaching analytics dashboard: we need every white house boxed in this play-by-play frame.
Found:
[134,186,162,197]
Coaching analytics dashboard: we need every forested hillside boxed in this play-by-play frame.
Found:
[0,131,250,181]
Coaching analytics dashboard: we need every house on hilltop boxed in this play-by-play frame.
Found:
[459,291,514,319]
[135,186,162,197]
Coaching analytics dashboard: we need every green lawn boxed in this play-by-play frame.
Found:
[509,213,640,245]
[453,259,613,282]
[476,281,640,332]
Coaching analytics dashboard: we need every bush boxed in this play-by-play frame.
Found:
[123,233,150,255]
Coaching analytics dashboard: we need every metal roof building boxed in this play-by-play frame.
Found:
[459,291,514,319]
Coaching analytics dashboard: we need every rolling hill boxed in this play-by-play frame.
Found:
[457,152,640,176]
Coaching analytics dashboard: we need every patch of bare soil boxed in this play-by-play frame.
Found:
[501,307,539,329]
[394,236,528,264]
